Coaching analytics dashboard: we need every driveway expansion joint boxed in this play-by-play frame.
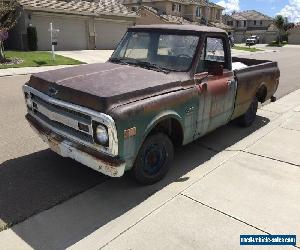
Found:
[239,150,300,169]
[181,194,300,249]
[180,193,270,234]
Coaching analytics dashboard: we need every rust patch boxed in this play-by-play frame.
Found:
[124,127,137,139]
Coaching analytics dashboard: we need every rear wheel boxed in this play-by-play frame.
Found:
[131,133,174,185]
[238,97,258,127]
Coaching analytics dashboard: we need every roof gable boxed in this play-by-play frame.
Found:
[231,10,273,21]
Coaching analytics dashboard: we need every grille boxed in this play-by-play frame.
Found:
[32,94,91,124]
[30,93,95,145]
[23,85,119,156]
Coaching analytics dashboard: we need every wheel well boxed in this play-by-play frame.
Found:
[256,85,267,103]
[149,118,184,146]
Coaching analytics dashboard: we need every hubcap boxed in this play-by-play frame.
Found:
[143,143,167,175]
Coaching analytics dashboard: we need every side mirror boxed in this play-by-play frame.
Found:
[208,63,224,76]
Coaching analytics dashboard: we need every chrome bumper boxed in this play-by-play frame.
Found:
[27,114,125,178]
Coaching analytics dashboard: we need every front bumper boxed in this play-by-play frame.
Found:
[26,114,126,177]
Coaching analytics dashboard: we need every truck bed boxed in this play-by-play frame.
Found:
[231,57,280,119]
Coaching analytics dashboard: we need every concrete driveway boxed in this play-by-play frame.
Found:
[55,50,114,64]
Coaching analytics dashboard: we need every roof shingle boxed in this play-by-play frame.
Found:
[18,0,136,17]
[230,10,273,21]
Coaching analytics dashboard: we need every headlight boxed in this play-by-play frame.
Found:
[96,125,109,146]
[24,92,33,108]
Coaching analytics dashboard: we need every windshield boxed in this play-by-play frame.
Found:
[110,31,199,72]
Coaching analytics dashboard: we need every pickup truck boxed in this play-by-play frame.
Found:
[23,24,280,184]
[246,35,260,46]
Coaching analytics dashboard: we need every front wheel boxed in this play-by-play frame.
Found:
[238,97,258,127]
[131,133,174,185]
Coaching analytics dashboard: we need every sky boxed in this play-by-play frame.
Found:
[212,0,300,22]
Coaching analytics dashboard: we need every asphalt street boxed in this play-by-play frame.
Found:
[0,46,299,231]
[239,46,300,99]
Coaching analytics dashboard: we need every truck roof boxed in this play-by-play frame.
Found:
[129,24,227,34]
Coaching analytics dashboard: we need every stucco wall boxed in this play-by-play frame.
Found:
[246,20,273,29]
[289,28,300,45]
[234,30,277,44]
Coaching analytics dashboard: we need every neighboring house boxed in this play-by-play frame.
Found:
[123,0,225,27]
[223,10,277,44]
[134,6,192,25]
[8,0,137,51]
[289,24,300,45]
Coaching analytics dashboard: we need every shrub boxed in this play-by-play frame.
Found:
[27,26,38,51]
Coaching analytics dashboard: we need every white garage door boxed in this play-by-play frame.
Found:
[95,21,132,49]
[31,15,88,50]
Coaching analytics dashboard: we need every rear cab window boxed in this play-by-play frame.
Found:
[196,36,228,73]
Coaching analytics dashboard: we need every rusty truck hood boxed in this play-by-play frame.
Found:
[27,62,189,113]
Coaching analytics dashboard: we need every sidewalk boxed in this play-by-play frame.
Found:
[1,90,300,250]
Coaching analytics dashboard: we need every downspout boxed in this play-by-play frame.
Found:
[93,17,96,49]
[206,1,208,25]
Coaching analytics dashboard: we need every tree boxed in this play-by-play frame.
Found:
[0,0,22,62]
[274,15,286,44]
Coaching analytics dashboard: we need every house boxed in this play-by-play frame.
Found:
[289,24,300,45]
[223,10,277,44]
[123,0,226,28]
[8,0,137,51]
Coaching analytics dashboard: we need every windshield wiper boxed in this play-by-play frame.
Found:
[109,58,129,65]
[134,61,171,74]
[110,58,171,73]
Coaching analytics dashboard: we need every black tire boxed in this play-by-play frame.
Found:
[131,133,174,185]
[238,97,258,127]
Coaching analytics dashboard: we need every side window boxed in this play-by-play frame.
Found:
[196,36,226,73]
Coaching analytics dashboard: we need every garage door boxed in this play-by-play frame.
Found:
[31,15,88,50]
[95,21,132,49]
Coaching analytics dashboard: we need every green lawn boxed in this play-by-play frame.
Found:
[233,46,264,52]
[0,51,83,69]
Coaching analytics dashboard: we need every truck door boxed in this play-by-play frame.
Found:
[194,36,236,138]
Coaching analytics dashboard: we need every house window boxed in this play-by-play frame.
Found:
[244,21,246,27]
[260,20,263,25]
[172,3,181,12]
[236,21,240,27]
[254,20,257,25]
[196,6,201,17]
[227,21,233,26]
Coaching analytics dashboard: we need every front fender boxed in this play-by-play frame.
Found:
[143,110,184,142]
